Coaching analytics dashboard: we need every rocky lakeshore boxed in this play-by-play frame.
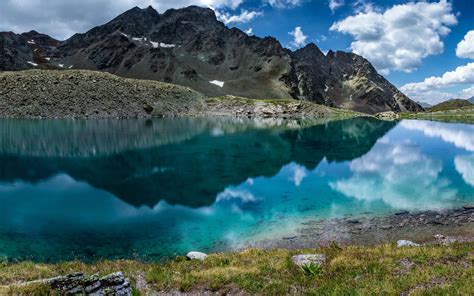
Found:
[252,205,474,250]
[0,70,357,119]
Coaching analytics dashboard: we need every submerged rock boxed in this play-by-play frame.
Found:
[395,211,410,216]
[397,240,420,247]
[186,251,208,261]
[291,254,326,267]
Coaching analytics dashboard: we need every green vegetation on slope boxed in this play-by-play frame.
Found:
[428,99,473,112]
[401,105,474,123]
[2,242,473,295]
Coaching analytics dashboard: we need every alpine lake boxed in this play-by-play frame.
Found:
[0,117,473,262]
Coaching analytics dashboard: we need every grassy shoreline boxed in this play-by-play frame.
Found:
[2,240,473,295]
[401,106,474,124]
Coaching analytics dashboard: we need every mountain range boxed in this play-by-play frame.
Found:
[416,101,432,109]
[0,5,423,114]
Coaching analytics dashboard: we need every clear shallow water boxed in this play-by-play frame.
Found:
[0,117,473,262]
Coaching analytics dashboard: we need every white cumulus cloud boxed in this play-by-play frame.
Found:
[265,0,302,8]
[329,0,344,13]
[401,63,474,92]
[461,85,474,99]
[456,30,474,59]
[330,0,457,75]
[400,62,474,104]
[289,26,308,48]
[215,9,263,24]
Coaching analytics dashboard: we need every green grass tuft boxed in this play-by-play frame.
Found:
[301,263,322,277]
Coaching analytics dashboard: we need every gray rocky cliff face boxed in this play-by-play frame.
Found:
[0,5,423,114]
[289,46,423,114]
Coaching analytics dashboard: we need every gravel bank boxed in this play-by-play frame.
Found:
[0,70,205,119]
[251,205,474,250]
[0,70,358,119]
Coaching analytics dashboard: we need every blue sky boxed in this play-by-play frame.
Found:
[1,0,473,104]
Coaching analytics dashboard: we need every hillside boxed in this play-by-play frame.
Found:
[428,99,473,112]
[0,70,356,119]
[0,6,422,114]
[401,103,474,123]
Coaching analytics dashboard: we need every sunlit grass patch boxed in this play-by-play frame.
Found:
[0,242,472,295]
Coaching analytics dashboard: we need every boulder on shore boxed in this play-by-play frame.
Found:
[25,271,132,295]
[291,254,326,267]
[186,251,208,261]
[397,240,420,247]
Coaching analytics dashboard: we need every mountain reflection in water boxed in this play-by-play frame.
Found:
[0,117,472,262]
[0,117,394,207]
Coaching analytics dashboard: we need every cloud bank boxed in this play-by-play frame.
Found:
[401,63,474,92]
[330,0,457,75]
[0,0,245,40]
[400,63,474,103]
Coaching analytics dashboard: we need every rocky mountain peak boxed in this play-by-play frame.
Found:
[294,43,325,60]
[21,30,59,45]
[120,5,159,19]
[107,5,160,34]
[161,6,218,24]
[0,5,423,114]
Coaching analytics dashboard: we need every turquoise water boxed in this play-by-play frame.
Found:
[0,117,473,262]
